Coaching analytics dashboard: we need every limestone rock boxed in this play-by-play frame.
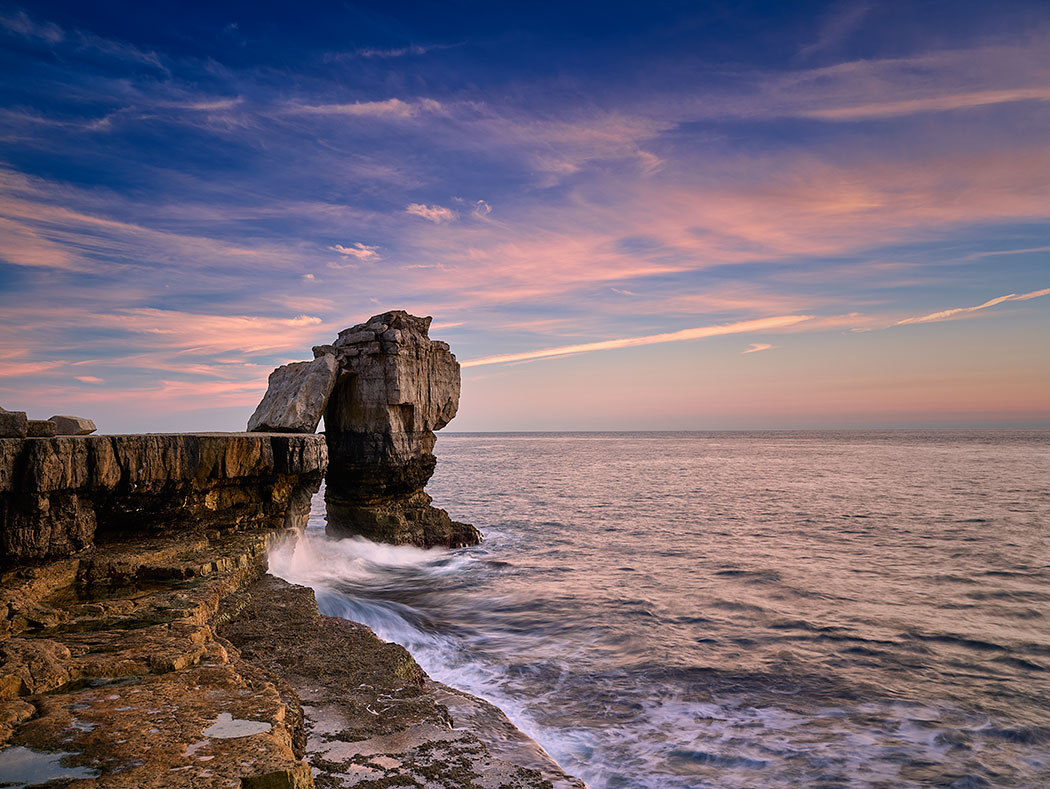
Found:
[26,419,58,437]
[1,531,580,787]
[48,415,97,435]
[0,433,327,563]
[0,409,27,439]
[321,310,479,547]
[220,575,573,787]
[0,532,311,785]
[247,354,339,433]
[244,309,476,547]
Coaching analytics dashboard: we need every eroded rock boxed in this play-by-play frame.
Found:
[0,408,28,439]
[0,433,327,563]
[245,310,478,548]
[247,355,339,434]
[1,529,582,788]
[220,575,577,788]
[48,415,97,436]
[322,311,480,547]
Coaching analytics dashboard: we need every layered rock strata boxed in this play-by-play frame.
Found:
[0,533,579,787]
[0,433,326,563]
[248,310,479,548]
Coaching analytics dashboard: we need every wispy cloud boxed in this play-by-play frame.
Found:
[894,287,1050,326]
[803,87,1050,120]
[0,10,63,42]
[743,343,774,354]
[355,44,434,58]
[797,1,870,60]
[0,8,165,71]
[331,242,381,259]
[406,203,457,223]
[289,98,443,119]
[462,315,811,367]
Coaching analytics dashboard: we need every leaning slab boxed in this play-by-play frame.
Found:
[247,354,339,433]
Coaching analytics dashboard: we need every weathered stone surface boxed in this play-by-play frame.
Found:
[321,310,480,547]
[221,575,579,788]
[0,433,327,563]
[247,354,339,434]
[26,419,58,437]
[48,414,97,435]
[0,531,310,787]
[0,409,28,438]
[1,532,581,788]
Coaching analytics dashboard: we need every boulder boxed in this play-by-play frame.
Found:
[48,415,97,435]
[0,409,27,439]
[247,354,339,433]
[26,419,58,437]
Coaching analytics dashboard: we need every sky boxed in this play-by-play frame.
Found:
[0,0,1048,432]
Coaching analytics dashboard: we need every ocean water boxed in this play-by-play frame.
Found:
[270,431,1050,788]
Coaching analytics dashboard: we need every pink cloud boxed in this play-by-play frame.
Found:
[462,315,812,367]
[743,343,774,354]
[894,287,1050,326]
[406,203,457,223]
[331,242,380,259]
[803,87,1050,120]
[288,98,444,119]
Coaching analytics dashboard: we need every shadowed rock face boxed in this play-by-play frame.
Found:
[321,311,480,547]
[0,433,327,563]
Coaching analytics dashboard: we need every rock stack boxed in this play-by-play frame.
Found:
[247,310,480,548]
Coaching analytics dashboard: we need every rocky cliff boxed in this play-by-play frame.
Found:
[0,314,585,787]
[0,433,326,563]
[0,430,578,787]
[248,310,480,548]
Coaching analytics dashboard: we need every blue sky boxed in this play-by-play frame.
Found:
[1,1,1048,431]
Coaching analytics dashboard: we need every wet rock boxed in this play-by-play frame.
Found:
[0,433,327,563]
[247,354,339,434]
[0,528,313,785]
[220,575,570,787]
[0,408,27,438]
[48,415,97,436]
[1,530,582,787]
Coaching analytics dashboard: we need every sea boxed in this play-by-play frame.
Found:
[269,430,1050,788]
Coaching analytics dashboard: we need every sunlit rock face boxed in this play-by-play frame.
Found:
[321,311,480,548]
[247,355,339,433]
